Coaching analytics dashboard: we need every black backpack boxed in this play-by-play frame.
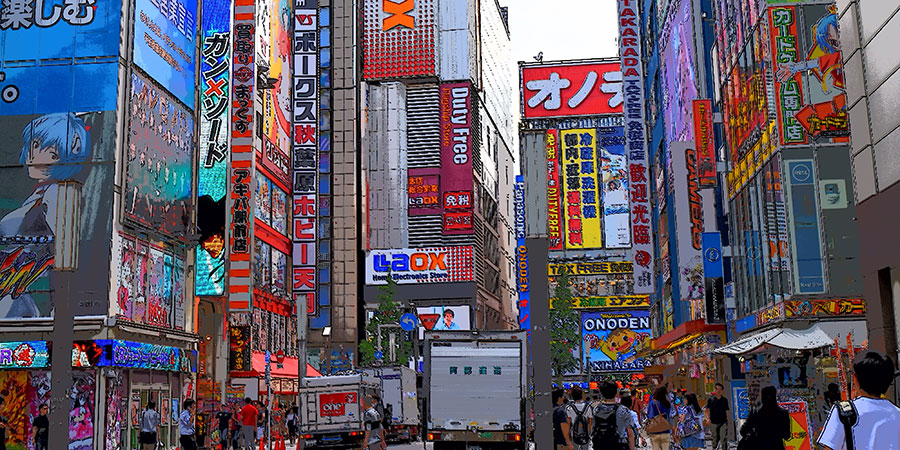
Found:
[592,404,625,449]
[571,403,591,445]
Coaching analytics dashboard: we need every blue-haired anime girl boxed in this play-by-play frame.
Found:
[0,113,92,317]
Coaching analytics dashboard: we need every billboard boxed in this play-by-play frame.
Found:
[599,126,630,248]
[548,261,633,276]
[551,296,650,309]
[521,62,623,119]
[546,130,564,250]
[408,168,441,215]
[132,0,198,109]
[582,310,651,372]
[115,232,186,330]
[0,112,114,318]
[259,0,292,188]
[702,232,726,324]
[560,129,602,248]
[769,5,806,146]
[672,142,704,301]
[440,82,474,235]
[618,0,654,294]
[365,246,474,285]
[362,0,437,79]
[659,0,699,143]
[784,160,825,294]
[417,305,471,331]
[692,100,716,187]
[291,0,319,317]
[514,175,529,333]
[195,0,230,296]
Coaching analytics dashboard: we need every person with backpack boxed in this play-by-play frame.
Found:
[676,393,704,450]
[739,386,790,450]
[645,385,673,450]
[591,381,635,450]
[553,389,574,450]
[565,386,592,450]
[817,350,900,450]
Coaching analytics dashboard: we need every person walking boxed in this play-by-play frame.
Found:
[620,395,645,449]
[739,386,790,450]
[179,399,198,450]
[591,381,635,450]
[677,393,704,450]
[215,403,233,450]
[138,401,160,450]
[565,386,592,450]
[553,389,573,450]
[704,383,729,450]
[239,398,258,450]
[817,350,900,450]
[230,410,242,450]
[362,395,386,450]
[286,404,298,446]
[31,403,49,450]
[645,385,673,450]
[630,389,645,424]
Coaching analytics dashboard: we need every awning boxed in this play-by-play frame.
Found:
[715,321,868,355]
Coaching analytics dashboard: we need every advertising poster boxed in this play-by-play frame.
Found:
[195,0,230,296]
[115,232,185,329]
[362,0,436,79]
[439,82,474,235]
[618,0,655,294]
[785,160,825,294]
[779,401,813,450]
[765,157,792,282]
[660,0,699,143]
[672,142,704,301]
[132,0,198,109]
[125,71,195,240]
[520,62,623,119]
[550,296,650,309]
[599,126,630,248]
[408,168,441,215]
[702,232,726,324]
[365,246,474,285]
[560,129,602,249]
[769,5,807,146]
[546,130,564,250]
[514,175,530,333]
[732,380,749,422]
[259,0,292,188]
[229,325,252,371]
[69,370,96,450]
[692,99,716,186]
[582,310,651,372]
[417,306,471,331]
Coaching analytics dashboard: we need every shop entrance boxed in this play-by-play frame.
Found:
[129,381,175,450]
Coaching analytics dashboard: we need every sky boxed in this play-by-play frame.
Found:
[507,0,620,64]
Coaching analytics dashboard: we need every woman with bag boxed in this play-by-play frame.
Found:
[676,393,705,450]
[645,385,673,450]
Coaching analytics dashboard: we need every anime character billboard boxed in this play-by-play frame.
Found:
[0,112,114,318]
[582,310,651,372]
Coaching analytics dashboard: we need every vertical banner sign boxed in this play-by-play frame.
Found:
[618,0,655,294]
[769,6,808,146]
[599,126,631,248]
[785,160,825,294]
[196,0,231,297]
[685,147,703,251]
[546,130,564,250]
[702,232,725,324]
[560,129,602,249]
[292,0,319,314]
[514,176,530,333]
[692,100,716,187]
[440,82,474,235]
[779,402,813,450]
[228,0,256,312]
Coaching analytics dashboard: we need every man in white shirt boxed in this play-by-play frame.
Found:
[565,386,592,450]
[817,350,900,450]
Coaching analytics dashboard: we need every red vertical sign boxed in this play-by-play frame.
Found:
[692,99,716,187]
[546,129,563,250]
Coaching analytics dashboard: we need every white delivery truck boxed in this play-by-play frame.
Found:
[298,374,381,449]
[425,331,528,450]
[362,366,421,443]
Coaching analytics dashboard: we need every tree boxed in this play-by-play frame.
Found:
[358,275,413,367]
[550,268,580,382]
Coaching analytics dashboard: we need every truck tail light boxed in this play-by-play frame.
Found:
[506,433,520,441]
[427,432,440,441]
[349,431,363,437]
[301,434,312,439]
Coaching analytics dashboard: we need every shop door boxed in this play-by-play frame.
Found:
[130,384,173,450]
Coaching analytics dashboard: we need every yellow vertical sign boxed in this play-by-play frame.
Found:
[560,129,602,249]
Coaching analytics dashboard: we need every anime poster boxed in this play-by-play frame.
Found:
[0,112,115,318]
[0,370,29,448]
[271,249,287,296]
[131,393,141,428]
[124,71,195,240]
[104,371,126,450]
[271,186,288,235]
[254,240,271,292]
[598,127,630,248]
[115,232,185,328]
[259,0,292,186]
[794,4,848,142]
[69,370,95,450]
[660,0,700,144]
[27,371,51,450]
[582,310,651,372]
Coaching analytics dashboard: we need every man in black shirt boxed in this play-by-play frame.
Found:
[31,404,49,450]
[215,404,233,450]
[704,383,730,450]
[553,389,573,450]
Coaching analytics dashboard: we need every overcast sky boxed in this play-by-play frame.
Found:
[507,0,620,64]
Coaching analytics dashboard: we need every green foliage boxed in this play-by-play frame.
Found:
[358,275,413,367]
[550,269,581,382]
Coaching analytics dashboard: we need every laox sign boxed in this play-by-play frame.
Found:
[372,252,448,272]
[383,0,414,31]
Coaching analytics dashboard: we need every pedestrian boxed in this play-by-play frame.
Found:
[286,404,298,446]
[179,399,198,450]
[630,389,645,424]
[739,386,790,450]
[362,395,386,450]
[552,389,573,450]
[823,382,842,412]
[620,395,645,448]
[676,393,704,450]
[230,409,242,450]
[215,403,232,450]
[817,350,900,449]
[645,385,673,450]
[704,382,729,450]
[239,398,258,450]
[138,401,160,450]
[591,381,635,450]
[31,403,49,450]
[255,401,267,446]
[565,386,592,450]
[0,396,9,450]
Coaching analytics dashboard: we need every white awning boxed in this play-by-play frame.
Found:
[715,321,868,355]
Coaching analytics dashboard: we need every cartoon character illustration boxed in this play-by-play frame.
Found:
[584,328,650,363]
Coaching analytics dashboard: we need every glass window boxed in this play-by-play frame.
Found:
[319,131,331,153]
[318,284,330,306]
[319,177,330,195]
[320,110,331,131]
[319,196,330,216]
[319,152,330,173]
[319,8,330,26]
[319,267,330,284]
[319,218,331,238]
[320,48,331,68]
[319,240,331,260]
[320,69,331,88]
[319,28,330,48]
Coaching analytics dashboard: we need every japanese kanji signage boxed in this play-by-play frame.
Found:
[560,129,602,249]
[618,0,654,294]
[440,82,474,235]
[408,168,441,215]
[548,261,634,276]
[228,0,255,312]
[292,0,318,316]
[362,0,436,79]
[546,129,564,250]
[521,61,623,119]
[692,99,716,187]
[769,6,807,146]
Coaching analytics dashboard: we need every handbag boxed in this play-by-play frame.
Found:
[737,419,758,450]
[644,400,672,434]
[677,409,703,438]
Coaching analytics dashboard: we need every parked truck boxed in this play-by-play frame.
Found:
[362,366,421,443]
[298,374,381,449]
[425,330,528,450]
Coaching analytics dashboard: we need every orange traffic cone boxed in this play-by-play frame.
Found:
[259,436,265,450]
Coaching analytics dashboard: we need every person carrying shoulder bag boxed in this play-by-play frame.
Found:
[139,401,160,450]
[644,385,673,450]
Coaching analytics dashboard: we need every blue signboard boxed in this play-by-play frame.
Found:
[399,313,418,332]
[581,310,651,372]
[735,314,758,334]
[702,232,726,324]
[132,0,197,109]
[785,160,825,294]
[0,341,50,368]
[96,339,197,373]
[514,175,530,334]
[732,380,749,421]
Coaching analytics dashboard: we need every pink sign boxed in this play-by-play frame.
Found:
[440,82,474,235]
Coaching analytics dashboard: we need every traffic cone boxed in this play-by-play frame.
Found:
[259,435,265,450]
